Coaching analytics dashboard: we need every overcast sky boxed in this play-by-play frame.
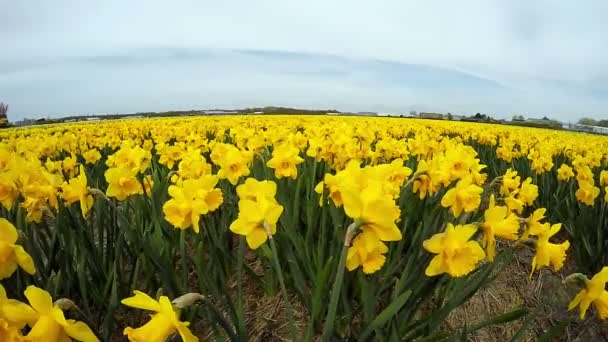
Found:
[2,1,607,121]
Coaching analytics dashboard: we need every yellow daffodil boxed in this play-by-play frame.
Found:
[567,267,608,320]
[229,197,283,249]
[214,144,250,185]
[121,291,197,342]
[230,179,283,249]
[106,142,151,173]
[531,223,569,274]
[266,144,304,179]
[412,160,435,200]
[575,180,600,206]
[2,286,99,342]
[423,223,486,277]
[0,218,35,279]
[163,175,223,233]
[518,177,538,206]
[0,172,18,210]
[346,228,388,274]
[500,168,520,196]
[104,167,143,201]
[235,177,277,202]
[82,149,101,165]
[481,195,520,261]
[522,208,546,239]
[61,166,94,218]
[557,164,575,181]
[440,176,483,217]
[341,185,402,242]
[600,170,608,186]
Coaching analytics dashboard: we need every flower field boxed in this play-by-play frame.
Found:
[0,115,607,341]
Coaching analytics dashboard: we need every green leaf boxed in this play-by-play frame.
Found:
[357,290,412,341]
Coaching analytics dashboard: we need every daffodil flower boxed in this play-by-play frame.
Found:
[481,195,519,261]
[2,286,99,342]
[568,267,608,319]
[121,291,197,342]
[61,166,94,218]
[423,223,486,277]
[0,218,35,279]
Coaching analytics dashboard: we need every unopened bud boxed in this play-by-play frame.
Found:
[563,273,589,288]
[172,293,205,309]
[54,298,76,311]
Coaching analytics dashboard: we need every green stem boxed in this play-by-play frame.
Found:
[236,238,247,340]
[179,229,187,292]
[321,222,359,341]
[264,221,298,341]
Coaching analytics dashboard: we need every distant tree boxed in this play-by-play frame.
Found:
[512,115,525,121]
[0,102,8,128]
[409,110,417,117]
[447,112,453,120]
[597,119,608,128]
[577,117,598,126]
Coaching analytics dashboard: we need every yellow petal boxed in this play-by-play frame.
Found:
[121,291,161,312]
[176,322,199,342]
[229,218,256,236]
[0,218,17,244]
[24,286,53,315]
[425,255,445,277]
[2,299,38,326]
[246,228,268,250]
[423,232,445,254]
[14,245,36,275]
[568,290,584,311]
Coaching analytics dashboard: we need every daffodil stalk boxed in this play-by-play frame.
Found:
[263,220,297,341]
[321,221,360,341]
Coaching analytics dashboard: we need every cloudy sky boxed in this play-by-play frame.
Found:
[2,1,607,121]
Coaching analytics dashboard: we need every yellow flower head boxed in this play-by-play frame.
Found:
[557,164,575,181]
[412,160,435,200]
[61,166,94,218]
[2,286,99,342]
[575,165,594,185]
[104,167,143,201]
[517,177,538,206]
[106,142,151,173]
[341,184,401,242]
[236,178,277,203]
[568,267,608,320]
[0,218,35,279]
[82,149,101,165]
[61,155,79,176]
[346,228,389,274]
[229,197,283,249]
[600,170,608,187]
[575,180,600,206]
[214,144,250,186]
[522,208,546,239]
[481,195,520,261]
[500,168,520,196]
[423,223,486,277]
[440,176,483,218]
[531,223,569,274]
[0,171,18,210]
[266,144,304,179]
[163,175,223,233]
[121,291,197,342]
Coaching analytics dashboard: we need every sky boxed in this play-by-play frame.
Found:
[1,1,608,121]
